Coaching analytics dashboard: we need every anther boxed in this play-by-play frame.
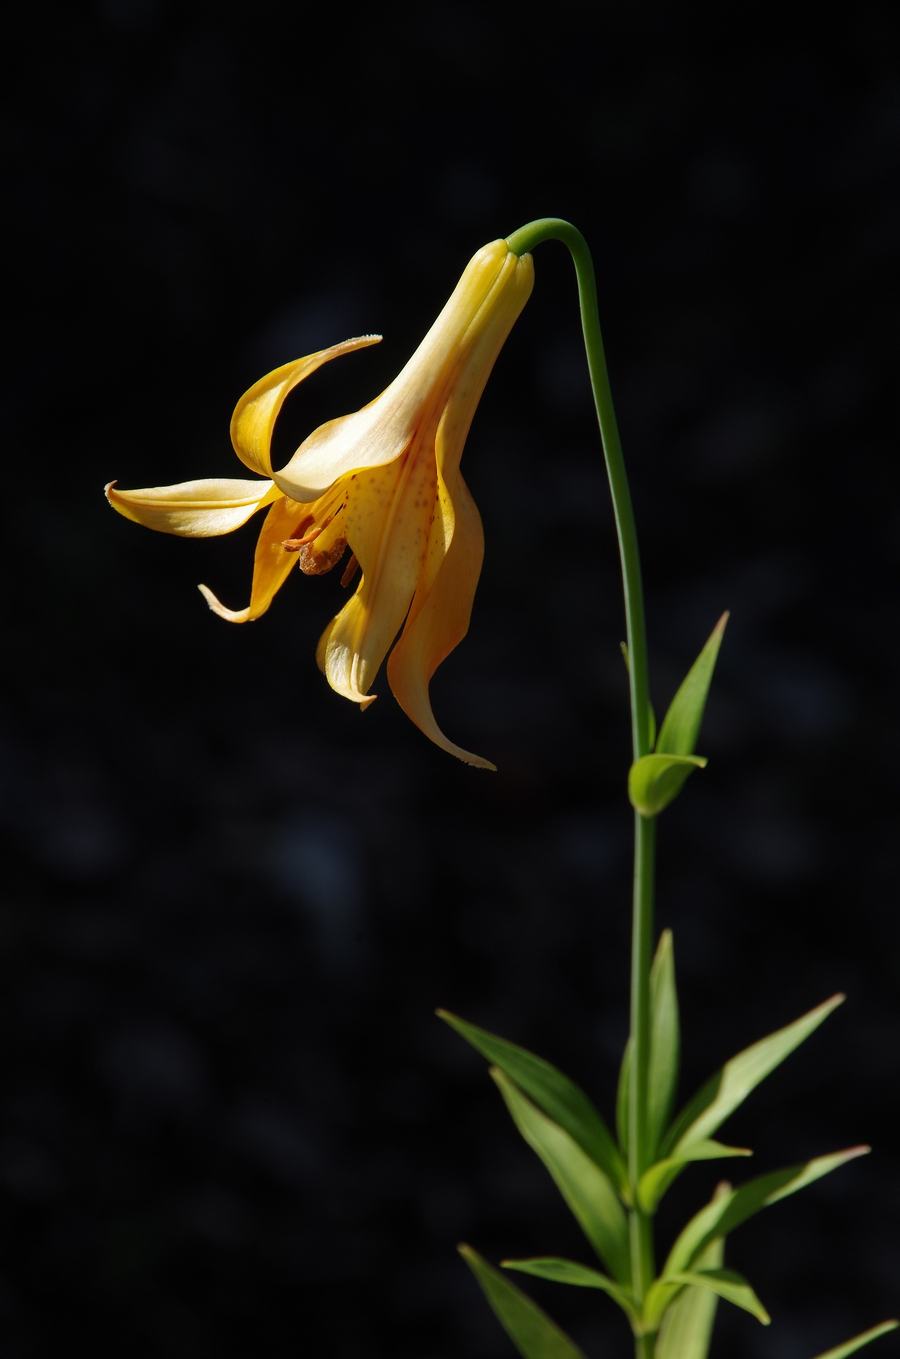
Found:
[340,553,360,588]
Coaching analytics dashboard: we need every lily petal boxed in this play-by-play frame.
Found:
[387,473,491,768]
[105,478,280,536]
[315,442,437,704]
[274,242,531,503]
[198,494,308,622]
[436,248,535,492]
[231,336,382,480]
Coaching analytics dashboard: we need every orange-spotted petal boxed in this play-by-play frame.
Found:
[315,444,437,705]
[231,336,382,480]
[198,494,311,623]
[105,477,280,536]
[387,473,491,768]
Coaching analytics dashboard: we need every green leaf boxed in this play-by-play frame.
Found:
[459,1245,587,1359]
[616,1037,631,1156]
[655,1236,724,1359]
[656,613,729,757]
[438,1010,626,1192]
[629,754,707,818]
[501,1257,638,1323]
[646,1262,770,1332]
[667,1269,769,1325]
[648,930,680,1158]
[664,1147,869,1276]
[662,993,845,1157]
[637,1140,752,1214]
[491,1068,631,1284]
[810,1321,899,1359]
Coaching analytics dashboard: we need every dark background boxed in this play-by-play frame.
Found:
[1,2,898,1356]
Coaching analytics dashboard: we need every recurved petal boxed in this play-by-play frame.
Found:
[198,494,307,623]
[106,478,280,536]
[315,593,379,708]
[314,453,433,706]
[386,473,492,768]
[231,336,382,480]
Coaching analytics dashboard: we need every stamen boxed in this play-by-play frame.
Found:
[340,553,360,588]
[282,503,344,552]
[291,513,316,539]
[296,535,348,577]
[283,527,320,552]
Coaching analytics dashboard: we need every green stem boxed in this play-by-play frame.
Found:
[505,219,651,761]
[630,812,656,1317]
[507,220,656,1357]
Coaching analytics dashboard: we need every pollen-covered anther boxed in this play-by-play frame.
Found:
[296,535,348,576]
[340,553,360,588]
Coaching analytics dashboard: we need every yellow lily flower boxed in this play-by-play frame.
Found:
[106,240,534,767]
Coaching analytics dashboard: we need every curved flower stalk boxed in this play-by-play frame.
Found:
[106,240,534,767]
[438,222,898,1359]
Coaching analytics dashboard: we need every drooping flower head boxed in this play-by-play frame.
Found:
[107,240,534,767]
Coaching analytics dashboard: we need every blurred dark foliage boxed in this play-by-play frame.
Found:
[1,1,899,1356]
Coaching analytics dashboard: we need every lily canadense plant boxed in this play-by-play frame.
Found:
[106,220,896,1359]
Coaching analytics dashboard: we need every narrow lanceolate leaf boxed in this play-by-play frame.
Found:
[656,613,729,757]
[648,930,680,1158]
[438,1010,626,1191]
[491,1068,631,1285]
[664,1147,870,1276]
[501,1257,638,1324]
[810,1321,899,1359]
[459,1245,587,1359]
[655,1236,724,1359]
[667,1270,769,1325]
[628,753,707,818]
[661,993,845,1157]
[645,1263,769,1331]
[637,1139,752,1214]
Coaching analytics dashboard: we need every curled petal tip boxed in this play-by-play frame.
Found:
[359,694,377,712]
[198,583,250,623]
